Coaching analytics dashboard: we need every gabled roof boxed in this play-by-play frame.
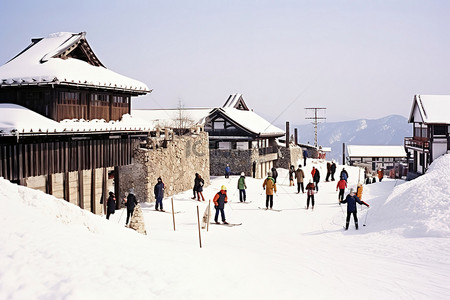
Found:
[223,93,249,110]
[347,145,406,158]
[0,32,150,94]
[408,95,450,124]
[208,107,284,137]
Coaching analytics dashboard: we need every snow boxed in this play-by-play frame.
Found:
[0,32,149,93]
[411,95,450,124]
[1,156,450,299]
[131,108,212,129]
[0,104,153,135]
[221,107,284,136]
[347,145,407,158]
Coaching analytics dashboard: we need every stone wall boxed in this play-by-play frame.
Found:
[209,148,254,177]
[276,144,304,169]
[119,132,210,203]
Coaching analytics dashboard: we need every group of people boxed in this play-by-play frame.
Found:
[105,160,370,230]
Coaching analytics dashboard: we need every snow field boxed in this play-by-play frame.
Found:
[0,156,449,299]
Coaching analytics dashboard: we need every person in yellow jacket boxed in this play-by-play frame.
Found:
[263,171,277,209]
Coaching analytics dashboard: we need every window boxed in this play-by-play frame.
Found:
[112,95,129,107]
[59,92,79,105]
[91,94,109,106]
[433,125,447,136]
[214,120,224,130]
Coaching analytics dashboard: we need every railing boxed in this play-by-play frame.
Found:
[404,137,430,150]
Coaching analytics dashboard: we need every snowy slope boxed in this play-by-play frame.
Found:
[1,156,449,299]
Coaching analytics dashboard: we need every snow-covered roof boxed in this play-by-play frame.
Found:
[409,95,450,124]
[347,145,406,158]
[218,107,284,137]
[0,32,150,94]
[131,108,212,129]
[222,93,249,110]
[0,104,153,136]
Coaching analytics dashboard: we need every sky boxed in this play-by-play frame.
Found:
[1,0,450,125]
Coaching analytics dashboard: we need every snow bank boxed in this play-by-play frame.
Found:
[374,154,450,237]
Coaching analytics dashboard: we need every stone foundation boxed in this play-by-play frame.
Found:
[276,145,304,169]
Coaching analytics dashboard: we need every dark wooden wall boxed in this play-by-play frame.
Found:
[0,134,142,181]
[0,85,133,122]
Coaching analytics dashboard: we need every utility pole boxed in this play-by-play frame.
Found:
[305,107,326,148]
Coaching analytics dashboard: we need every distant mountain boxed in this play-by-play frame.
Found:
[292,115,411,162]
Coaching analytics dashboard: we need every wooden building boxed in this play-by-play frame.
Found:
[0,32,151,213]
[0,32,149,121]
[404,95,450,176]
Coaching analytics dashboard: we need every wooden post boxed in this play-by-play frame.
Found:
[285,121,290,148]
[206,200,211,232]
[196,206,202,248]
[171,198,176,231]
[294,128,298,145]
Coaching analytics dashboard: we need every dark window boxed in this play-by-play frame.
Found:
[91,94,109,106]
[59,92,79,105]
[433,125,447,136]
[112,95,129,107]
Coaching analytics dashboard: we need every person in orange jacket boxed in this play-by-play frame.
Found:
[263,171,277,209]
[213,185,228,224]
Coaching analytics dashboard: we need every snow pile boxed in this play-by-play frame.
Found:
[374,154,450,237]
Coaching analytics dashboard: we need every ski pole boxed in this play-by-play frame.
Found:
[339,202,345,217]
[118,208,125,224]
[363,209,369,226]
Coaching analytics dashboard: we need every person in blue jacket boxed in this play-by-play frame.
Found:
[154,177,165,211]
[225,164,231,178]
[340,188,369,230]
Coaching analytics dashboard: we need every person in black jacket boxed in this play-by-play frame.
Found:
[313,167,320,192]
[271,167,278,183]
[154,177,165,211]
[330,161,337,181]
[106,191,116,220]
[213,185,228,224]
[125,188,138,225]
[193,174,205,201]
[340,188,369,230]
[191,173,199,199]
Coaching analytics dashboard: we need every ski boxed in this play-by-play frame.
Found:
[211,222,242,227]
[258,207,282,212]
[154,210,183,214]
[234,201,252,204]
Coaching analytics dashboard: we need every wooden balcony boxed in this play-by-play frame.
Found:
[404,137,430,151]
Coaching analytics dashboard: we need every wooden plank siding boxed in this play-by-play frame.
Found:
[0,134,142,181]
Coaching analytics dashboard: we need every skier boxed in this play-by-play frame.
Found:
[125,188,138,226]
[271,167,278,183]
[336,176,347,202]
[263,171,277,209]
[106,191,116,220]
[289,165,295,186]
[295,164,305,193]
[312,166,320,192]
[377,169,384,182]
[191,173,199,199]
[225,164,231,178]
[330,161,337,181]
[326,162,331,182]
[213,185,228,224]
[305,180,315,210]
[194,174,205,201]
[154,177,165,211]
[237,172,247,202]
[340,188,370,230]
[303,149,308,166]
[340,168,349,182]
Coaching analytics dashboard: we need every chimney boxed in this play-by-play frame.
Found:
[294,128,298,145]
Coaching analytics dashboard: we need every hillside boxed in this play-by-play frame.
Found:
[293,115,410,162]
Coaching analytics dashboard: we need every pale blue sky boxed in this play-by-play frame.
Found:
[1,0,450,125]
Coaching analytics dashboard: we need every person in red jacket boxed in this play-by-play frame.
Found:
[305,180,315,210]
[213,185,228,224]
[336,176,347,202]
